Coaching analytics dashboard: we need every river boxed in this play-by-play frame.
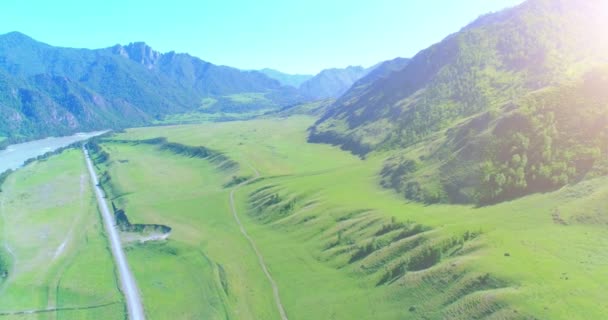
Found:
[0,131,108,173]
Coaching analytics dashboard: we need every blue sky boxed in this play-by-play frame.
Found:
[0,0,523,74]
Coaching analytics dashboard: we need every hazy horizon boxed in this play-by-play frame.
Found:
[0,0,523,74]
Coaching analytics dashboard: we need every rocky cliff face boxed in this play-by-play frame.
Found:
[112,42,162,69]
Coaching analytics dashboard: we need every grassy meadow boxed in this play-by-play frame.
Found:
[91,142,279,320]
[152,111,263,125]
[0,149,124,319]
[0,115,603,319]
[95,115,608,319]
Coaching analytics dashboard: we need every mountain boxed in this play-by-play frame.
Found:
[0,32,303,142]
[110,43,288,96]
[351,58,410,87]
[259,68,313,88]
[323,58,410,115]
[379,67,608,205]
[298,65,371,100]
[310,0,608,203]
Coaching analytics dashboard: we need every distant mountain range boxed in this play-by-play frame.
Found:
[0,32,395,144]
[0,32,303,142]
[312,0,608,154]
[2,0,607,206]
[260,65,378,100]
[298,66,372,100]
[259,68,313,88]
[310,0,608,204]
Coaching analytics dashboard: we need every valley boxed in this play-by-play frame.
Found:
[76,116,606,319]
[0,0,607,319]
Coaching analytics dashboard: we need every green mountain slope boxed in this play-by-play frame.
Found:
[299,65,371,100]
[381,68,608,204]
[311,0,608,153]
[0,32,303,142]
[310,0,608,203]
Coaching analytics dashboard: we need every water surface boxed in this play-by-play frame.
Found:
[0,131,107,173]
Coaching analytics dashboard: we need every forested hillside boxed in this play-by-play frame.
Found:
[381,68,608,204]
[311,0,608,153]
[0,32,302,143]
[299,66,371,100]
[311,0,608,204]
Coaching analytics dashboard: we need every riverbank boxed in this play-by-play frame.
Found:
[0,131,108,173]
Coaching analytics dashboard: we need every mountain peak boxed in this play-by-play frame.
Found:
[112,41,161,68]
[298,65,371,99]
[0,31,39,44]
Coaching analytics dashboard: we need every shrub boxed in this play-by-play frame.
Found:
[407,247,441,271]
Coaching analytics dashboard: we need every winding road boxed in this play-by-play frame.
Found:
[83,147,145,320]
[229,165,289,320]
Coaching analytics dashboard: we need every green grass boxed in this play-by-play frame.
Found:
[0,149,124,319]
[224,92,267,104]
[195,92,278,114]
[93,142,279,319]
[126,241,230,319]
[105,115,608,319]
[152,93,279,125]
[153,111,263,125]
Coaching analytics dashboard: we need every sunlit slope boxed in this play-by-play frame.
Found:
[374,67,608,207]
[109,116,608,319]
[311,0,608,156]
[89,142,280,320]
[0,149,123,319]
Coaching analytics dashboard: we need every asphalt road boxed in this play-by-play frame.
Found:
[83,146,145,320]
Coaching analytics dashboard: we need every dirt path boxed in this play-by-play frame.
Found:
[84,146,145,320]
[229,164,289,320]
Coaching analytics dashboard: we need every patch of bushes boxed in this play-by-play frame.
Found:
[335,209,371,222]
[349,238,390,263]
[376,244,443,285]
[407,246,442,271]
[380,158,419,192]
[376,230,481,285]
[87,141,110,164]
[377,261,407,286]
[0,169,13,192]
[279,199,296,215]
[375,217,405,236]
[223,175,251,188]
[105,137,238,170]
[380,156,448,204]
[325,230,355,250]
[249,190,301,223]
[0,251,8,279]
[111,202,172,235]
[392,224,429,242]
[261,193,282,209]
